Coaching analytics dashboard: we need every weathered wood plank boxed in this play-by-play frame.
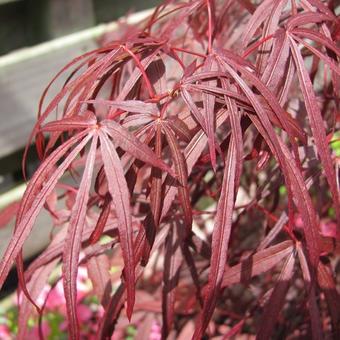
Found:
[0,9,151,158]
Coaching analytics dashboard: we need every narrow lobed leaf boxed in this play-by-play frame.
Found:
[40,112,97,132]
[62,133,98,340]
[222,240,294,287]
[98,129,135,319]
[256,250,296,339]
[0,131,94,290]
[101,119,175,177]
[193,137,238,339]
[162,123,193,234]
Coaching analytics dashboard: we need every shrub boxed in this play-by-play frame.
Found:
[0,0,339,338]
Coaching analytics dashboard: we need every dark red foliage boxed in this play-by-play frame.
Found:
[0,0,339,339]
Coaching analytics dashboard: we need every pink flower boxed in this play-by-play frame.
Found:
[45,265,91,312]
[97,305,105,318]
[295,214,339,240]
[294,215,304,229]
[36,284,52,308]
[111,329,124,339]
[0,324,11,340]
[27,321,50,338]
[76,266,91,299]
[78,304,92,322]
[320,219,338,240]
[45,281,66,310]
[150,321,161,340]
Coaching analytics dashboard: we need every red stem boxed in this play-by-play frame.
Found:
[206,0,213,53]
[171,46,206,59]
[122,45,155,98]
[169,47,185,69]
[254,203,298,242]
[242,34,274,58]
[145,3,189,30]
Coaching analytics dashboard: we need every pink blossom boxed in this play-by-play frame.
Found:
[150,321,161,340]
[320,219,338,240]
[97,305,105,318]
[78,304,92,322]
[36,284,52,308]
[27,321,50,338]
[45,281,65,310]
[45,265,90,312]
[294,215,304,229]
[295,214,339,240]
[111,329,124,339]
[0,324,11,340]
[76,266,91,299]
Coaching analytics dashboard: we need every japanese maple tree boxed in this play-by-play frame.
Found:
[0,0,339,338]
